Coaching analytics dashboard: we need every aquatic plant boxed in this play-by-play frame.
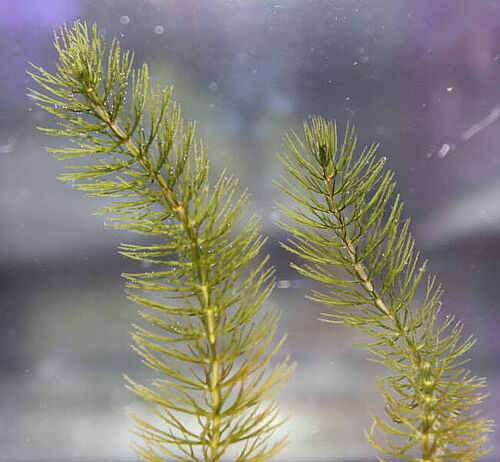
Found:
[28,21,294,462]
[277,118,493,461]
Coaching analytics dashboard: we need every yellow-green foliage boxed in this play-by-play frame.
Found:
[29,21,294,462]
[277,118,493,461]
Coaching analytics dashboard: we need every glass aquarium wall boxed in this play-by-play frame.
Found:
[1,0,499,460]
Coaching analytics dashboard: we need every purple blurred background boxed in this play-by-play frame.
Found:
[0,0,499,460]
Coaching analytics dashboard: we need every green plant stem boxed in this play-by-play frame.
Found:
[29,22,294,461]
[278,117,490,462]
[322,166,438,459]
[323,169,394,320]
[86,85,222,460]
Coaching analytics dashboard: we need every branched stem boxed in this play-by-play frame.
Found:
[321,166,441,459]
[29,21,293,462]
[323,168,394,321]
[85,86,223,459]
[278,118,493,462]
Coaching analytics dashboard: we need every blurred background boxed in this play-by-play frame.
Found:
[1,0,500,460]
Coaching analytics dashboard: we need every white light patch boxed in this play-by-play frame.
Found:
[437,143,451,158]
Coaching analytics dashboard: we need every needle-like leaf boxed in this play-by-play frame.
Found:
[29,21,294,462]
[277,117,493,461]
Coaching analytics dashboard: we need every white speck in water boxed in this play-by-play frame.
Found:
[437,143,453,158]
[446,86,454,92]
[277,279,302,289]
[154,25,164,35]
[208,81,218,92]
[120,15,130,25]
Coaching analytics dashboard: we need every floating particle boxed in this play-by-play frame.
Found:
[120,15,130,25]
[437,143,455,158]
[208,81,218,92]
[446,86,454,92]
[437,143,450,157]
[154,25,164,34]
[276,279,301,289]
[277,280,291,289]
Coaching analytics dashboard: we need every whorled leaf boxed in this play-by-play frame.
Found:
[277,117,493,462]
[29,21,294,462]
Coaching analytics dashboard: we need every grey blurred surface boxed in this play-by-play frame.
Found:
[1,0,500,460]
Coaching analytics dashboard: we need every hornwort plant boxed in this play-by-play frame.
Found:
[29,21,493,462]
[29,22,294,462]
[277,118,493,461]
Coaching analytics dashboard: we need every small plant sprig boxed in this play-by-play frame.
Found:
[277,118,493,461]
[29,21,294,462]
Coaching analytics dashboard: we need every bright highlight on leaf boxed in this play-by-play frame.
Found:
[29,21,294,462]
[277,118,493,461]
